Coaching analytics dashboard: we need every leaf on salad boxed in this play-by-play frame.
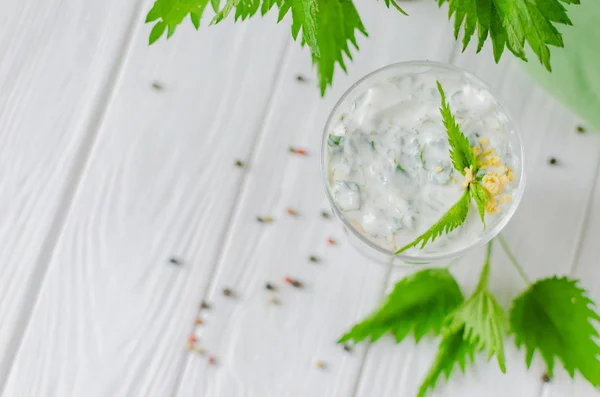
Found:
[470,181,489,226]
[437,81,477,175]
[396,189,471,253]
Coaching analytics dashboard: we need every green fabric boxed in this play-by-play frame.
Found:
[522,2,600,132]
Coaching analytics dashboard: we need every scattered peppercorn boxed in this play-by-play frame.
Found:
[188,335,197,344]
[343,227,348,234]
[309,255,320,263]
[200,301,210,310]
[327,238,336,245]
[548,157,558,165]
[185,342,194,351]
[342,344,353,353]
[151,81,163,90]
[296,74,307,82]
[576,125,586,134]
[265,283,276,291]
[223,288,234,297]
[283,277,303,288]
[320,211,331,219]
[193,346,205,355]
[269,296,280,305]
[287,208,298,216]
[169,257,182,265]
[208,355,216,365]
[542,373,551,383]
[288,146,307,155]
[315,361,327,369]
[194,317,203,326]
[291,280,303,288]
[235,159,245,168]
[256,215,273,223]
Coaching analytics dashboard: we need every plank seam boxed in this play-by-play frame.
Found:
[170,38,292,397]
[0,0,147,392]
[349,262,394,397]
[568,147,600,276]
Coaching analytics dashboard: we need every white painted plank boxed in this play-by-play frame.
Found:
[545,136,600,397]
[0,0,143,386]
[174,1,457,396]
[2,13,289,397]
[355,43,600,396]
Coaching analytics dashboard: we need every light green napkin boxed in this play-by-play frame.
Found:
[523,2,600,132]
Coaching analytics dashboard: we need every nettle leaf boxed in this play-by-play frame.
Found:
[288,0,368,95]
[510,276,600,386]
[448,243,507,372]
[470,182,489,226]
[146,0,210,43]
[437,81,477,175]
[396,189,470,253]
[383,0,408,16]
[417,325,477,397]
[439,0,580,71]
[339,268,464,344]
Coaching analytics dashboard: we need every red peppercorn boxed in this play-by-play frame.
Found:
[287,208,297,216]
[296,149,307,155]
[283,277,293,284]
[188,335,197,344]
[208,355,216,365]
[327,238,336,245]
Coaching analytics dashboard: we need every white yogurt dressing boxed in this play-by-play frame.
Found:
[325,69,520,256]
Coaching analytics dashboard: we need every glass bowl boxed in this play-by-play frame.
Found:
[321,61,526,266]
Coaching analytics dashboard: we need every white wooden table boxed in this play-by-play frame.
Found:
[1,0,599,396]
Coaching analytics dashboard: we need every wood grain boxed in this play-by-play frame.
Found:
[174,1,458,396]
[545,138,600,397]
[354,43,600,397]
[0,0,143,387]
[1,12,289,397]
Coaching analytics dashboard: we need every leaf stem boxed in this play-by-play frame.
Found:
[497,234,531,285]
[476,240,493,290]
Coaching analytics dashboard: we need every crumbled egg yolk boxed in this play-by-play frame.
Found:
[468,141,515,217]
[487,155,502,167]
[485,198,498,214]
[482,173,504,196]
[498,194,513,204]
[506,167,515,181]
[481,148,495,157]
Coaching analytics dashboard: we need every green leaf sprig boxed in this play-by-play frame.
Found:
[145,0,579,96]
[339,268,464,345]
[438,0,579,71]
[417,242,507,396]
[339,237,600,396]
[395,82,489,254]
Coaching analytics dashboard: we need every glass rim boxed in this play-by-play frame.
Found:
[320,60,527,263]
